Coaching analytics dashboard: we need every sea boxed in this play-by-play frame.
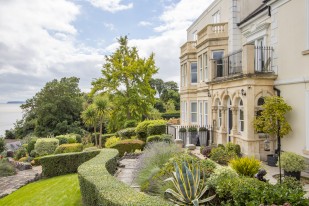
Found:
[0,103,23,137]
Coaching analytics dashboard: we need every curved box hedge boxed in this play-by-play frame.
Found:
[77,149,172,206]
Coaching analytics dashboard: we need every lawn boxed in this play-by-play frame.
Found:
[0,173,82,206]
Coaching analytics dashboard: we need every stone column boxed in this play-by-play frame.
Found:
[221,106,227,132]
[231,106,238,135]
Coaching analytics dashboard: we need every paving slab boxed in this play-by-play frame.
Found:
[115,158,140,191]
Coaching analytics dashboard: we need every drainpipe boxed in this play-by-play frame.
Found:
[273,87,282,184]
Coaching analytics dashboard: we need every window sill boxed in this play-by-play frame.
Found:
[302,50,309,55]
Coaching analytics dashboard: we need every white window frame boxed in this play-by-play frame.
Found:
[238,99,244,132]
[212,11,220,23]
[190,62,197,84]
[203,53,208,81]
[217,100,222,129]
[198,55,203,82]
[204,101,208,126]
[198,101,203,126]
[191,101,198,123]
[212,50,224,77]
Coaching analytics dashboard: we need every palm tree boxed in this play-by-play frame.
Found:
[81,104,98,146]
[94,96,109,148]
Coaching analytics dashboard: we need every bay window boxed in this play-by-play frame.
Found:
[190,62,197,84]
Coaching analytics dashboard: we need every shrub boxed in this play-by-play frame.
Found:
[34,138,59,156]
[83,147,100,152]
[207,166,239,191]
[225,142,241,156]
[230,156,261,177]
[40,150,100,177]
[110,139,145,156]
[214,176,309,205]
[199,127,207,131]
[117,127,136,139]
[124,120,137,128]
[179,127,186,132]
[19,156,32,162]
[92,133,116,148]
[14,147,27,160]
[280,151,306,172]
[55,134,81,145]
[0,138,6,153]
[136,142,182,193]
[78,149,172,206]
[201,146,213,158]
[188,127,197,132]
[27,138,37,155]
[105,136,120,148]
[54,143,83,154]
[210,146,237,165]
[0,159,16,177]
[146,134,172,143]
[5,129,15,139]
[136,120,166,141]
[147,122,166,136]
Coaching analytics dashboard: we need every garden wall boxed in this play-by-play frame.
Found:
[77,149,172,206]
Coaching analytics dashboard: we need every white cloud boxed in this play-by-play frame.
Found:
[88,0,133,13]
[106,0,214,85]
[0,0,104,102]
[138,21,152,27]
[104,23,116,31]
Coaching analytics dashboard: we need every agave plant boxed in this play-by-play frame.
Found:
[164,161,215,206]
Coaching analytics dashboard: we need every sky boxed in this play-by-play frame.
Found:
[0,0,214,103]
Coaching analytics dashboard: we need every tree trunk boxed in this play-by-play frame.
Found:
[94,126,98,147]
[99,120,103,148]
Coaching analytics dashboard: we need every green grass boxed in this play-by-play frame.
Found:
[0,174,82,206]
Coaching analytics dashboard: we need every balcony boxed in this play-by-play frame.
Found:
[180,41,196,57]
[197,22,228,46]
[211,45,275,80]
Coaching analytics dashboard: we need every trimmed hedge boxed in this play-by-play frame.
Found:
[161,112,180,119]
[54,143,83,154]
[147,122,166,136]
[124,120,137,128]
[110,139,145,156]
[34,138,59,156]
[135,120,166,141]
[27,138,37,155]
[146,134,172,143]
[117,127,136,139]
[40,150,100,177]
[78,149,172,206]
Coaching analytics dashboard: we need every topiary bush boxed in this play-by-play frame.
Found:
[105,136,121,148]
[147,121,167,136]
[124,120,137,128]
[117,127,136,139]
[27,138,37,155]
[161,112,180,120]
[210,145,237,165]
[110,139,145,156]
[225,142,241,156]
[230,156,261,177]
[54,143,83,154]
[55,134,81,145]
[280,151,306,172]
[146,134,172,143]
[40,150,100,177]
[14,147,27,160]
[78,149,172,206]
[34,138,59,157]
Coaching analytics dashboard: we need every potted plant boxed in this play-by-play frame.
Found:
[198,127,207,146]
[279,151,306,180]
[253,96,292,166]
[179,127,187,146]
[188,127,198,145]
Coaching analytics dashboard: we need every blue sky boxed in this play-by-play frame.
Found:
[0,0,214,102]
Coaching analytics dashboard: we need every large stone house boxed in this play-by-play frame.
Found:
[179,0,309,160]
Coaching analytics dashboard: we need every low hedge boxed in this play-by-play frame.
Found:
[136,120,166,141]
[40,150,100,177]
[147,122,166,136]
[161,112,180,119]
[55,133,82,145]
[78,149,172,206]
[110,139,145,156]
[146,134,172,143]
[34,138,59,156]
[54,143,83,154]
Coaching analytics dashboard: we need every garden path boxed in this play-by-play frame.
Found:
[0,166,42,198]
[115,158,140,191]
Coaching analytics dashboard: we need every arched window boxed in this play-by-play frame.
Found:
[238,99,244,132]
[256,97,265,116]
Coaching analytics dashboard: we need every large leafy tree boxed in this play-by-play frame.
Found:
[91,36,157,131]
[21,77,84,137]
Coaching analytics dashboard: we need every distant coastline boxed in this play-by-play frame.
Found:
[7,101,25,104]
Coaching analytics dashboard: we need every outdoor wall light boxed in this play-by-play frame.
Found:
[241,89,246,96]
